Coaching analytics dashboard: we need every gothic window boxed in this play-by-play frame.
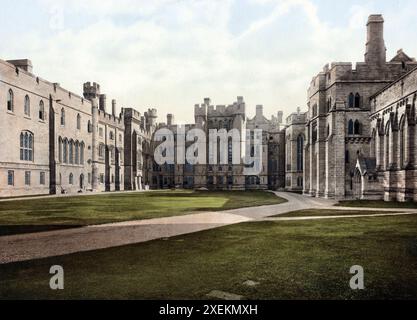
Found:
[80,142,85,165]
[77,114,81,130]
[63,139,68,163]
[88,120,92,133]
[24,95,30,116]
[297,177,303,187]
[348,120,354,135]
[39,100,45,120]
[75,141,80,165]
[7,89,14,112]
[228,138,233,164]
[20,131,34,161]
[400,118,406,169]
[312,124,318,143]
[60,108,65,126]
[58,137,63,162]
[69,140,74,164]
[354,120,361,135]
[345,150,350,164]
[355,93,361,108]
[297,135,304,171]
[348,93,355,108]
[69,173,74,185]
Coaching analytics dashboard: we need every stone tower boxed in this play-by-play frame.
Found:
[83,82,100,191]
[365,14,386,65]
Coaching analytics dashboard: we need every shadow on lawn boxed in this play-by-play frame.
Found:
[0,225,83,237]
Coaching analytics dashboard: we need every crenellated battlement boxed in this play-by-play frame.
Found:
[83,82,101,100]
[97,109,124,128]
[147,108,157,118]
[194,104,207,117]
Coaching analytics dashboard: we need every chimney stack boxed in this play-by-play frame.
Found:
[167,114,174,126]
[99,94,107,112]
[112,99,116,116]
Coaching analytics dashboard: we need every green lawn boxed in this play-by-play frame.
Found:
[337,200,417,209]
[1,214,417,299]
[0,190,286,236]
[273,209,397,218]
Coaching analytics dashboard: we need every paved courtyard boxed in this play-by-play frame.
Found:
[1,192,416,264]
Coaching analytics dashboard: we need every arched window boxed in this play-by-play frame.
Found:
[354,120,361,135]
[60,108,65,126]
[400,118,406,168]
[20,131,34,161]
[77,114,81,130]
[297,177,303,187]
[7,89,14,112]
[385,122,390,170]
[345,150,350,164]
[39,100,45,120]
[228,138,233,164]
[80,142,85,165]
[69,173,74,185]
[63,139,68,163]
[75,141,80,165]
[297,135,304,171]
[348,93,355,108]
[69,140,74,164]
[24,95,30,116]
[58,137,63,162]
[87,120,92,133]
[348,120,354,135]
[355,93,361,108]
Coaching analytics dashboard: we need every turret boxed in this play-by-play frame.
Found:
[256,105,263,118]
[83,82,100,101]
[365,14,386,65]
[277,111,283,124]
[145,108,157,128]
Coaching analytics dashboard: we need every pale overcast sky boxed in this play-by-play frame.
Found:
[0,0,415,123]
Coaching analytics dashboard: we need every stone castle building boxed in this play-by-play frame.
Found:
[1,14,417,202]
[301,14,417,201]
[0,58,286,197]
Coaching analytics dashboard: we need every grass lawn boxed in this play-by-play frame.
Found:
[1,214,417,299]
[0,190,285,236]
[337,200,417,209]
[273,209,397,218]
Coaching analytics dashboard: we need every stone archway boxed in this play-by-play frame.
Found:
[353,168,362,200]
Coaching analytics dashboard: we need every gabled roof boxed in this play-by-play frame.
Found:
[390,49,416,63]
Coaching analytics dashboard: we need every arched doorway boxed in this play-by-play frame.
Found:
[353,168,362,200]
[80,174,84,190]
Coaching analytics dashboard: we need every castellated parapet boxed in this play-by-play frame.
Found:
[83,82,100,100]
[205,97,246,117]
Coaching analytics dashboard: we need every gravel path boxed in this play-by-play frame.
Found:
[1,191,415,264]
